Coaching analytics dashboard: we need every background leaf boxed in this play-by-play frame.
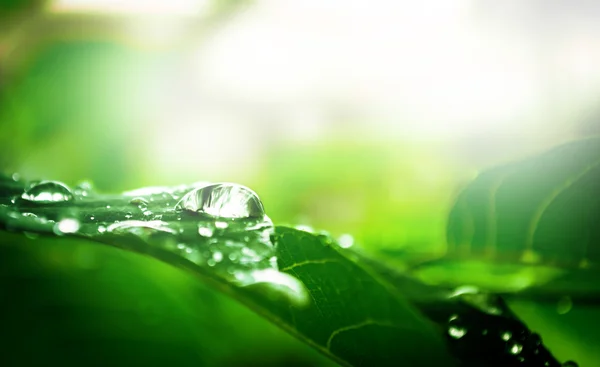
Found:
[414,137,600,299]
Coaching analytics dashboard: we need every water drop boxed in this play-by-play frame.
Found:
[207,259,216,267]
[185,248,192,254]
[246,268,309,306]
[501,331,512,341]
[509,343,523,355]
[106,205,111,209]
[556,296,573,315]
[295,224,314,232]
[177,243,185,250]
[98,225,107,233]
[337,233,354,248]
[130,197,149,209]
[107,220,175,235]
[125,212,133,219]
[198,226,214,237]
[143,210,152,216]
[74,181,93,197]
[21,181,74,203]
[448,326,467,339]
[175,183,265,219]
[54,218,80,235]
[215,221,228,229]
[213,251,223,262]
[12,173,20,181]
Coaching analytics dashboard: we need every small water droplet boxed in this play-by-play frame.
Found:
[74,181,93,197]
[175,183,265,219]
[207,259,216,267]
[509,343,523,355]
[215,221,228,229]
[98,225,107,233]
[185,248,193,254]
[198,226,214,237]
[337,233,354,248]
[107,220,175,236]
[125,212,133,219]
[295,224,314,232]
[130,197,149,209]
[54,218,80,235]
[21,181,74,203]
[501,331,512,341]
[12,173,20,181]
[143,210,152,216]
[448,326,467,339]
[557,296,573,315]
[213,251,223,262]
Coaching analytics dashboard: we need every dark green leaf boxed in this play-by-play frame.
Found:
[415,137,600,298]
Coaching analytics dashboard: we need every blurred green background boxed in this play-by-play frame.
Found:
[1,1,599,366]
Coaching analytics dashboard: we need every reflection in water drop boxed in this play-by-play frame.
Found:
[21,181,74,203]
[175,183,265,219]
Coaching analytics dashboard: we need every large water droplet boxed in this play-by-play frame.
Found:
[21,181,74,203]
[175,183,265,219]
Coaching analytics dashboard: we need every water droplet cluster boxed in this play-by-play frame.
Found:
[0,178,307,303]
[432,289,578,367]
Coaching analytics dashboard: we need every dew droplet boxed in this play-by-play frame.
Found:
[107,220,175,235]
[509,343,523,355]
[337,233,354,248]
[448,326,467,339]
[98,225,107,233]
[175,183,265,219]
[295,224,314,232]
[54,218,80,235]
[198,226,214,237]
[501,331,512,341]
[557,296,573,315]
[213,251,223,262]
[130,197,149,209]
[21,181,74,203]
[215,221,228,229]
[74,181,93,197]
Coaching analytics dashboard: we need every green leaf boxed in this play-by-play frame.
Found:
[415,137,600,298]
[0,177,456,367]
